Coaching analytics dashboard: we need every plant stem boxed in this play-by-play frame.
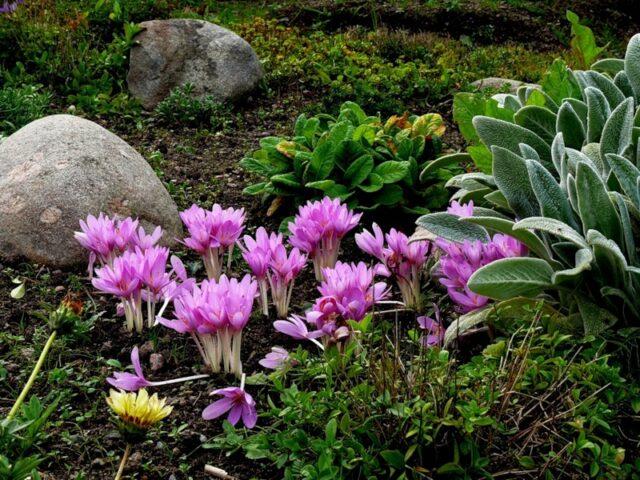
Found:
[7,329,57,420]
[114,443,132,480]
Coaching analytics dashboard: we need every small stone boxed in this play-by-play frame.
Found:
[54,286,65,293]
[127,451,143,470]
[149,353,164,371]
[91,457,107,468]
[138,340,155,357]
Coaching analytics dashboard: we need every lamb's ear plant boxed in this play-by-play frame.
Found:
[241,101,455,214]
[415,33,640,337]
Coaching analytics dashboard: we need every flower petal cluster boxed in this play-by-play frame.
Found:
[158,274,257,376]
[258,346,290,370]
[106,388,172,430]
[437,202,526,312]
[180,204,245,280]
[356,224,430,310]
[417,304,445,347]
[0,0,24,14]
[288,197,361,280]
[239,227,306,317]
[202,386,257,428]
[75,214,162,273]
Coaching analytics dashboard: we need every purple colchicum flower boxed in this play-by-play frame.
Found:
[417,305,445,347]
[180,204,245,280]
[238,228,306,317]
[75,214,164,275]
[93,251,144,332]
[258,346,290,370]
[447,200,474,218]
[0,0,24,14]
[274,314,324,344]
[158,274,257,377]
[202,375,257,429]
[267,244,307,317]
[288,197,362,281]
[107,346,209,391]
[356,224,430,310]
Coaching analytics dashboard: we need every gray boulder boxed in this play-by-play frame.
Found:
[127,19,264,109]
[470,77,540,93]
[0,114,182,267]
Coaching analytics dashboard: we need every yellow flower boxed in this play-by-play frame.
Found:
[107,389,172,430]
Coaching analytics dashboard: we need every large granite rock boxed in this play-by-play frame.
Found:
[0,114,182,267]
[127,19,264,109]
[470,77,540,93]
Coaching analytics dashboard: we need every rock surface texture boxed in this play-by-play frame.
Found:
[127,19,264,109]
[0,114,182,267]
[470,77,540,92]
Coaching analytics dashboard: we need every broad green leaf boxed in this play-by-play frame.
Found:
[468,144,493,173]
[243,182,268,195]
[567,10,605,68]
[271,173,301,190]
[514,106,557,144]
[452,92,485,143]
[373,184,404,205]
[415,212,490,243]
[576,162,622,243]
[491,146,539,218]
[373,161,410,184]
[468,257,554,300]
[473,116,552,167]
[420,152,470,179]
[307,141,335,181]
[240,157,275,176]
[514,217,588,248]
[358,173,384,193]
[540,58,581,104]
[344,154,374,187]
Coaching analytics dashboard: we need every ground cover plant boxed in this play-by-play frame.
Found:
[2,1,640,479]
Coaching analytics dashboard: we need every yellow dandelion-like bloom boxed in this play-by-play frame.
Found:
[107,389,172,430]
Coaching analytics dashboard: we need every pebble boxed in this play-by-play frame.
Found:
[128,451,143,470]
[150,353,164,371]
[91,457,107,468]
[139,340,155,357]
[54,285,65,292]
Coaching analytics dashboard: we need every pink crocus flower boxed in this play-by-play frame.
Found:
[158,274,256,377]
[133,226,164,250]
[180,204,245,280]
[288,197,362,281]
[259,346,290,370]
[356,224,430,310]
[107,346,209,391]
[274,314,324,342]
[238,227,284,316]
[92,251,143,332]
[436,203,526,313]
[417,305,445,347]
[202,374,257,428]
[447,200,474,218]
[267,244,307,318]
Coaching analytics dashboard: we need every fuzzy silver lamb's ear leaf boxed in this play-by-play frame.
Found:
[415,212,490,243]
[576,162,623,244]
[612,191,638,266]
[591,58,625,76]
[585,86,611,143]
[581,143,605,177]
[565,98,588,128]
[514,105,557,144]
[467,257,554,300]
[551,132,566,180]
[552,248,593,285]
[526,159,581,230]
[624,33,640,103]
[576,295,618,336]
[606,153,640,207]
[556,101,585,149]
[514,217,588,248]
[614,70,634,98]
[576,70,626,108]
[491,146,540,219]
[567,174,579,212]
[519,143,540,162]
[473,116,552,167]
[600,97,635,165]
